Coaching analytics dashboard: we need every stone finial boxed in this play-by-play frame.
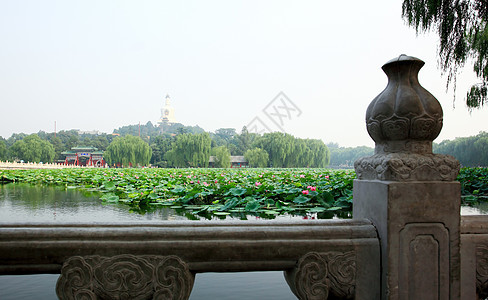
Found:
[355,55,460,181]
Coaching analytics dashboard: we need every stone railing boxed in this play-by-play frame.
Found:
[0,161,78,170]
[0,220,380,299]
[461,216,488,299]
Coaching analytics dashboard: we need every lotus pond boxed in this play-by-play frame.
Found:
[1,167,487,219]
[0,168,356,219]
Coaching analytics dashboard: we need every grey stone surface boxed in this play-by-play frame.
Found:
[56,254,194,300]
[366,55,442,145]
[285,251,356,299]
[353,180,461,299]
[0,219,380,299]
[354,55,462,299]
[460,216,488,299]
[355,54,460,182]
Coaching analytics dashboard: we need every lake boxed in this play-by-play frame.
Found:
[0,183,486,299]
[0,184,303,299]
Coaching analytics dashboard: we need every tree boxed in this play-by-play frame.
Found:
[164,133,211,167]
[47,136,65,161]
[104,135,152,167]
[244,148,269,168]
[211,146,231,168]
[329,146,374,167]
[434,131,488,166]
[402,0,488,109]
[234,126,256,155]
[252,132,294,167]
[0,138,7,161]
[9,134,55,163]
[149,134,175,167]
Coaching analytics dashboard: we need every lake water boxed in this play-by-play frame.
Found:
[0,184,301,299]
[0,183,486,299]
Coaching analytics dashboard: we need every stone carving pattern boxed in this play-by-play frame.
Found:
[287,251,356,300]
[56,254,194,300]
[477,244,488,300]
[354,152,460,181]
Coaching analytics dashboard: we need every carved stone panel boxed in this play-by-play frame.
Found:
[285,251,356,300]
[56,254,194,300]
[354,152,460,181]
[477,244,488,299]
[398,223,450,300]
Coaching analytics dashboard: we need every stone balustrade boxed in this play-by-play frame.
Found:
[0,220,380,299]
[0,161,81,170]
[461,216,488,299]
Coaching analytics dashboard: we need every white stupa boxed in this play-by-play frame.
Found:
[157,94,176,125]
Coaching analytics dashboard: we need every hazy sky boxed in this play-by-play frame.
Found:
[1,0,487,147]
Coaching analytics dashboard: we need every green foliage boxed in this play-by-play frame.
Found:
[0,168,356,218]
[252,133,330,167]
[211,146,231,168]
[104,135,152,167]
[434,131,488,167]
[114,122,205,137]
[0,139,7,160]
[164,133,211,167]
[244,148,269,168]
[9,134,55,163]
[402,0,488,109]
[1,167,486,219]
[328,145,374,167]
[149,135,175,167]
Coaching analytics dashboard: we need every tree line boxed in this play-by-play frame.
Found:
[326,132,488,168]
[0,123,330,168]
[434,131,488,167]
[1,123,486,168]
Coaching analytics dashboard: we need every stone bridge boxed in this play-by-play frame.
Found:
[0,55,487,299]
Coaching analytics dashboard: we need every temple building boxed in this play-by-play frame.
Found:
[61,147,105,167]
[157,94,176,125]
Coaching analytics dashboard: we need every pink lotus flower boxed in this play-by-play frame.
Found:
[310,186,316,191]
[302,190,309,195]
[325,175,330,179]
[255,182,262,186]
[300,175,305,178]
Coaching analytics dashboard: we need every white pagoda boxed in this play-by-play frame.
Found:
[157,94,176,125]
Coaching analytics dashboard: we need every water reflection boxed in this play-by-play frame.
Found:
[0,272,298,300]
[0,183,190,222]
[0,183,353,222]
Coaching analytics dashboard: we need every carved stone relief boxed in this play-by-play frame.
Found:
[355,55,461,182]
[285,251,356,300]
[477,244,488,299]
[56,254,194,300]
[354,152,459,181]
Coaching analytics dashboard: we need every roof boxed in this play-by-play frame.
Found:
[209,156,247,163]
[71,146,98,151]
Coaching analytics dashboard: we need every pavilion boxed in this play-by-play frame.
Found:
[61,146,105,167]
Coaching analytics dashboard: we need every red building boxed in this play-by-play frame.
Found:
[61,147,105,167]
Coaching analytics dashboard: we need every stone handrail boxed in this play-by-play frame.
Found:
[0,219,380,299]
[0,161,79,170]
[461,215,488,299]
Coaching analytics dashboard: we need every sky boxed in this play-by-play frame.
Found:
[0,0,487,148]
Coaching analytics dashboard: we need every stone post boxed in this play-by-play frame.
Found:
[353,55,461,299]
